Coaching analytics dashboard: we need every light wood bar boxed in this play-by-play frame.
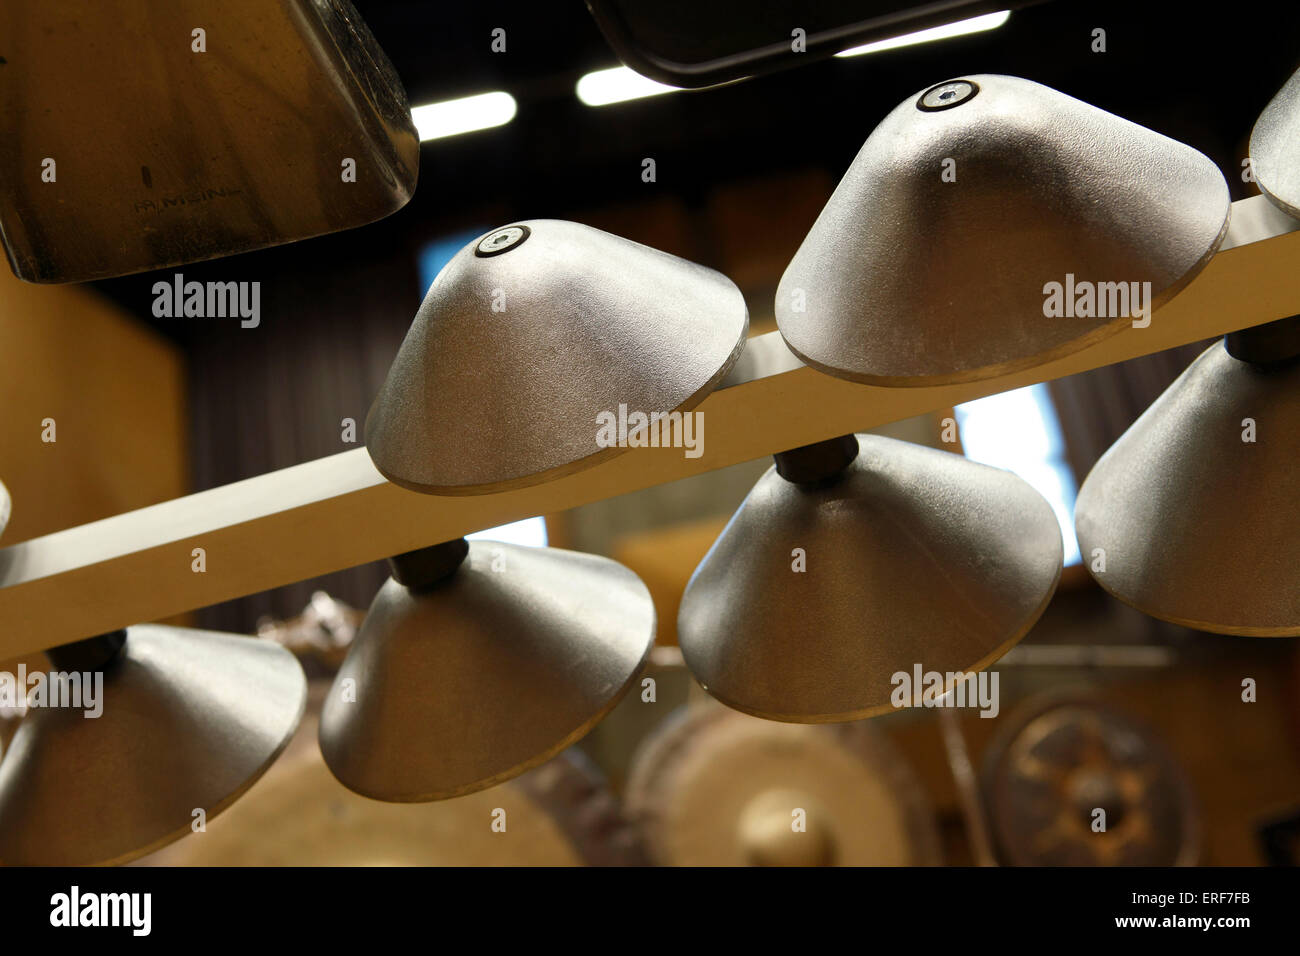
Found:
[2,195,1298,656]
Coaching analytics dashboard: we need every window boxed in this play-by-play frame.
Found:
[954,384,1081,565]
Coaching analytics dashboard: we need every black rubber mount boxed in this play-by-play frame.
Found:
[45,629,128,672]
[1224,313,1300,366]
[773,434,860,486]
[388,537,471,592]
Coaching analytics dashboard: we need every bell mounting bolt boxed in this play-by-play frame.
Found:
[773,434,860,486]
[917,79,979,111]
[387,537,471,592]
[474,225,531,257]
[1224,313,1300,366]
[44,629,128,672]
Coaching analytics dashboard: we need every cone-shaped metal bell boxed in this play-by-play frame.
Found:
[678,435,1063,722]
[1074,340,1300,635]
[319,540,655,801]
[776,75,1231,386]
[365,220,748,494]
[1251,67,1300,219]
[0,625,307,865]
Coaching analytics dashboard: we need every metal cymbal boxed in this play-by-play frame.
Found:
[1251,67,1300,219]
[365,219,748,495]
[626,704,941,866]
[776,74,1231,385]
[982,692,1200,866]
[678,434,1063,722]
[0,625,307,866]
[1075,340,1300,635]
[319,541,656,801]
[0,480,9,540]
[0,0,418,283]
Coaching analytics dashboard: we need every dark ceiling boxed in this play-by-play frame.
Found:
[98,0,1300,339]
[356,0,1299,212]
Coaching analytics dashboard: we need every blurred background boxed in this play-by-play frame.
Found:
[2,0,1299,865]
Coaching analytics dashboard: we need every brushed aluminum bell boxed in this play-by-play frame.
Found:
[678,434,1063,722]
[1074,317,1300,636]
[319,539,655,801]
[776,74,1231,385]
[0,0,418,283]
[1251,67,1300,219]
[365,220,748,494]
[0,625,307,865]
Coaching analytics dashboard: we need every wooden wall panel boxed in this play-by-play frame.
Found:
[0,268,189,633]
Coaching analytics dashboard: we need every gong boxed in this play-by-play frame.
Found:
[982,693,1201,866]
[626,704,941,866]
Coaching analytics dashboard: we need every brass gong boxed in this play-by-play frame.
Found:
[626,704,941,866]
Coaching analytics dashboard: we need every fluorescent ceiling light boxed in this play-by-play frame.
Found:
[577,66,680,107]
[835,10,1010,57]
[411,91,517,141]
[577,12,1009,105]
